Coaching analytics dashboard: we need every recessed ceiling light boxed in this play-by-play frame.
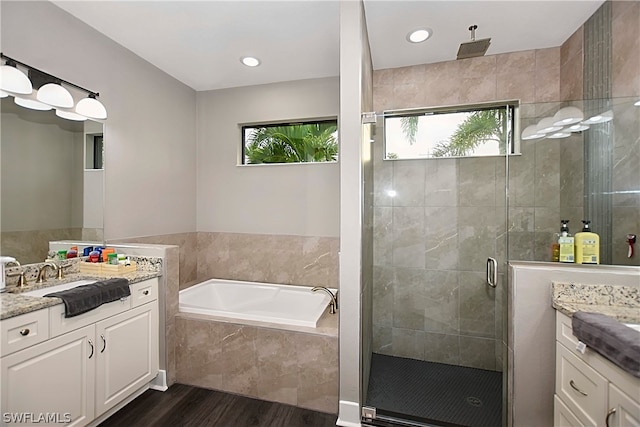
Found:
[241,57,261,67]
[406,28,432,43]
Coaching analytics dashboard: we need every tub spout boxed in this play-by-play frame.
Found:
[311,286,338,314]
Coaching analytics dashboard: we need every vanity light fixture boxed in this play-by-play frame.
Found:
[0,90,8,98]
[14,96,52,111]
[0,59,32,94]
[634,100,640,107]
[552,106,584,126]
[241,56,261,67]
[547,131,571,139]
[521,124,545,140]
[536,117,563,134]
[582,110,613,124]
[407,28,433,43]
[56,109,87,121]
[567,123,589,132]
[0,52,107,120]
[37,82,74,108]
[75,94,107,120]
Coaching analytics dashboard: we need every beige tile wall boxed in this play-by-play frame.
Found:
[114,232,198,287]
[176,314,338,414]
[196,232,339,290]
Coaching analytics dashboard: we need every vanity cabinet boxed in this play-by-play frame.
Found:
[0,277,159,426]
[554,311,640,427]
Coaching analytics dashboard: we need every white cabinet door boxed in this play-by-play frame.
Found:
[94,302,158,416]
[608,383,640,427]
[0,325,95,427]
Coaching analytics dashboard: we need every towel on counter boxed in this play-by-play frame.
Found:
[572,311,640,378]
[44,278,131,318]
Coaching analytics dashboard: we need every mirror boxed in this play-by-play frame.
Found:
[1,98,104,264]
[513,96,639,266]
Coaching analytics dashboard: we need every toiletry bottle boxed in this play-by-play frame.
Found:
[558,220,575,263]
[552,233,560,262]
[575,220,599,264]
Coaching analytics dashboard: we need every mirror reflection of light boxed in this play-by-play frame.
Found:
[386,189,397,197]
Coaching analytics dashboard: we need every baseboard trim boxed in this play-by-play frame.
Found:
[149,369,168,391]
[337,400,361,427]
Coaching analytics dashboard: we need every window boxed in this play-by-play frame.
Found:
[384,102,517,160]
[241,119,338,165]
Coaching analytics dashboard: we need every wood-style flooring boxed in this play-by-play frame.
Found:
[98,383,338,427]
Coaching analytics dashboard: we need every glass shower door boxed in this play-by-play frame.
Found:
[366,109,509,427]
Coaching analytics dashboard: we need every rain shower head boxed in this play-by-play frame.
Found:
[457,24,491,60]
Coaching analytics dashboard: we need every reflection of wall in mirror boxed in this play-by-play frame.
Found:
[0,99,102,262]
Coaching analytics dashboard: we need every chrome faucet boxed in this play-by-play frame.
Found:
[36,261,58,283]
[311,286,338,314]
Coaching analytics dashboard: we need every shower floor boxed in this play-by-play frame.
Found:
[366,353,502,427]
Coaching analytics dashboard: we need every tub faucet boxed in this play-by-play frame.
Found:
[311,286,338,314]
[36,261,58,283]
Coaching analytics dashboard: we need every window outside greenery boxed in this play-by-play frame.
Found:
[384,103,516,160]
[242,119,338,164]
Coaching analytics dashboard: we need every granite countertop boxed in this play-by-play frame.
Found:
[0,270,161,320]
[552,282,640,324]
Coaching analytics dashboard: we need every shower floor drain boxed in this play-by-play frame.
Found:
[466,396,483,407]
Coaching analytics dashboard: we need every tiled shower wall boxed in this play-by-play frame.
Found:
[372,48,562,371]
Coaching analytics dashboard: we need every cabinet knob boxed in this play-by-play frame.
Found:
[143,290,149,295]
[19,328,30,336]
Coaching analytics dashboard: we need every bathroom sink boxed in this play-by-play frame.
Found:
[22,279,97,298]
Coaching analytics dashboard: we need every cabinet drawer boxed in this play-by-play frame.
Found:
[130,278,158,308]
[555,394,588,427]
[1,309,50,357]
[556,343,607,427]
[50,297,131,338]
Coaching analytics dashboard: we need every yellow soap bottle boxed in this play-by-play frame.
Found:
[575,220,600,264]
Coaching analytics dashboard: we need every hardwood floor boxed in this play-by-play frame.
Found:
[99,383,338,427]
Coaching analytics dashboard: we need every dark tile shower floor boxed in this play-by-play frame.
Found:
[366,353,502,427]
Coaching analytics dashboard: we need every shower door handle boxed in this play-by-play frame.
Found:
[487,258,497,288]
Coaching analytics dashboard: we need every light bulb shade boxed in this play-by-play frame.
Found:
[75,96,107,119]
[0,90,8,98]
[552,106,584,126]
[14,96,52,111]
[1,64,33,94]
[536,117,563,133]
[567,124,589,132]
[56,109,87,121]
[547,131,571,139]
[634,100,640,107]
[521,124,545,140]
[37,83,74,108]
[583,110,614,124]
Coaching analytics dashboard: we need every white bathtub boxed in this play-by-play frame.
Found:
[179,279,336,328]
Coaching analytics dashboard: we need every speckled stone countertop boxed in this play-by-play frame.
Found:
[552,282,640,324]
[0,270,161,320]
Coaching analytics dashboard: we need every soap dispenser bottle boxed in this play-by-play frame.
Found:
[558,220,575,263]
[575,220,600,264]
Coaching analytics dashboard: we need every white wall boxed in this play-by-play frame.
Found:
[1,1,197,240]
[196,77,340,237]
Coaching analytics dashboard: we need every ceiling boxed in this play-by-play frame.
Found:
[52,0,605,92]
